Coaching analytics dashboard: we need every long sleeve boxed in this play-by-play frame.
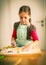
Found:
[12,22,20,39]
[12,29,17,39]
[31,30,39,41]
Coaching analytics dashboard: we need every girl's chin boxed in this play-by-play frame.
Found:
[21,23,27,25]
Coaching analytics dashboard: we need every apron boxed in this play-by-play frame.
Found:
[16,23,32,47]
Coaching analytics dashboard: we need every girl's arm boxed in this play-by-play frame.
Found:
[11,29,17,47]
[22,30,39,51]
[31,30,39,41]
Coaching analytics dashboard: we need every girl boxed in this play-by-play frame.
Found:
[11,5,39,51]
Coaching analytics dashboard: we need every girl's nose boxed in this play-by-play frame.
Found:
[22,18,25,22]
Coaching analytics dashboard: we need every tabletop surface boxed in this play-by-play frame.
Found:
[0,49,46,65]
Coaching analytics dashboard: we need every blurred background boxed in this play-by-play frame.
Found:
[0,0,46,50]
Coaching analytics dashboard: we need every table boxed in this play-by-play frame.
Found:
[0,52,42,65]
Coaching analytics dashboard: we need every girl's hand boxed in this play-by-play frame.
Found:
[11,43,16,48]
[22,41,39,52]
[11,38,17,48]
[11,41,17,48]
[30,41,39,49]
[22,44,31,51]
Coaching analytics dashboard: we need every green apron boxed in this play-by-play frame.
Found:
[16,23,32,47]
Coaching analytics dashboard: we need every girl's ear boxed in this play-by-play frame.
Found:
[29,18,31,23]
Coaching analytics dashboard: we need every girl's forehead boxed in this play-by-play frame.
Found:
[19,12,30,17]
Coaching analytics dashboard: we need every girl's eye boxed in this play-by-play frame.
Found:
[20,17,23,19]
[20,17,27,19]
[24,17,27,19]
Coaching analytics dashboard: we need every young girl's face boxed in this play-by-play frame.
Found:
[19,12,30,25]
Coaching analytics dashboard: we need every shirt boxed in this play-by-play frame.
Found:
[12,22,39,47]
[16,23,33,47]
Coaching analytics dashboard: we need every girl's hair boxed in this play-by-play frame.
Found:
[19,5,31,15]
[19,5,31,23]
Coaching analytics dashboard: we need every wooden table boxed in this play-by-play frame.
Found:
[1,48,46,65]
[0,52,42,65]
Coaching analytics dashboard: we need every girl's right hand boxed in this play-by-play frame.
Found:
[11,42,16,48]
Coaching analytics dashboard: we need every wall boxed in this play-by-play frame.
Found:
[0,0,11,48]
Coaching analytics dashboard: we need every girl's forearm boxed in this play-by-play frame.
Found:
[11,37,17,47]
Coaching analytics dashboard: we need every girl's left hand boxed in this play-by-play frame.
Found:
[22,41,39,51]
[22,44,31,51]
[30,41,39,49]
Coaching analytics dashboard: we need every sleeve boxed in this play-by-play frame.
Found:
[12,22,20,39]
[31,30,39,41]
[12,29,16,38]
[12,23,17,39]
[29,24,39,41]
